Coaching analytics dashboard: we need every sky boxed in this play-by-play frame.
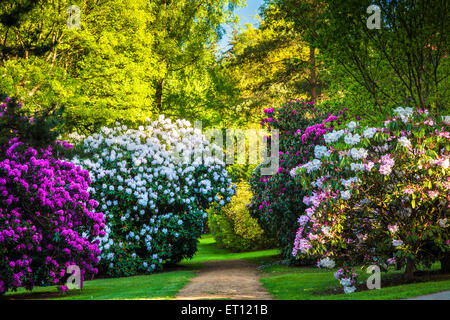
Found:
[218,0,266,52]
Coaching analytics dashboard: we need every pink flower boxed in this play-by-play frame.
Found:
[365,161,374,171]
[388,224,399,233]
[428,190,439,199]
[379,164,392,175]
[403,186,414,194]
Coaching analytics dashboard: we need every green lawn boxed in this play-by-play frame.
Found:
[2,269,195,300]
[3,234,449,300]
[2,234,277,300]
[179,234,279,266]
[258,260,450,300]
[185,235,450,300]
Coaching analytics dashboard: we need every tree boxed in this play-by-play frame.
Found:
[262,0,326,103]
[273,0,450,113]
[147,0,240,114]
[0,0,242,133]
[222,15,313,125]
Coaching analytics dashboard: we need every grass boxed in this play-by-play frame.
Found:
[183,235,450,300]
[179,234,280,266]
[258,260,450,300]
[2,234,277,300]
[3,234,449,300]
[3,269,195,300]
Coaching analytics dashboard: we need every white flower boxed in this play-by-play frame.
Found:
[341,190,351,200]
[314,145,330,159]
[442,115,450,125]
[343,286,356,294]
[438,218,448,228]
[344,133,361,146]
[341,177,360,189]
[349,148,368,160]
[363,127,377,139]
[350,163,365,172]
[324,130,344,144]
[321,226,331,236]
[394,107,414,123]
[398,136,412,149]
[347,121,359,131]
[392,239,403,247]
[317,257,335,269]
[302,159,322,173]
[340,278,352,287]
[290,166,300,178]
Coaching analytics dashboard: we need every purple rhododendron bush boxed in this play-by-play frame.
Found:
[0,96,105,294]
[290,107,449,293]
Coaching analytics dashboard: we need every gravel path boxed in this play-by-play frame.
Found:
[174,259,273,300]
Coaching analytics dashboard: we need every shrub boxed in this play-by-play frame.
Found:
[0,97,105,295]
[70,115,236,277]
[291,107,449,291]
[248,99,346,261]
[208,181,275,252]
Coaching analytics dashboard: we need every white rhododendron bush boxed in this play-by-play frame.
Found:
[71,116,235,277]
[291,108,449,293]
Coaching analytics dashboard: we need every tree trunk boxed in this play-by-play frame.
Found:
[309,46,317,103]
[441,254,450,273]
[155,78,165,113]
[404,258,415,281]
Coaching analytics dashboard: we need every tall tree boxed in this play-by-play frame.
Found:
[262,0,326,103]
[222,13,313,125]
[147,0,240,114]
[0,0,242,133]
[270,0,450,113]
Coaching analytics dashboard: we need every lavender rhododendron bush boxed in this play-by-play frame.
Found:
[70,115,236,277]
[291,107,449,292]
[248,99,347,261]
[0,96,105,295]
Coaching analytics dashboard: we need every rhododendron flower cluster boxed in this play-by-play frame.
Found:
[70,115,235,276]
[317,257,336,269]
[334,266,358,294]
[291,107,449,291]
[0,139,105,294]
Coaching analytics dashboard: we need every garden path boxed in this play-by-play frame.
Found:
[407,290,450,300]
[174,259,273,300]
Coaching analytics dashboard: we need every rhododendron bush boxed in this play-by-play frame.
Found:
[71,115,235,277]
[248,100,347,260]
[0,97,105,294]
[291,107,449,289]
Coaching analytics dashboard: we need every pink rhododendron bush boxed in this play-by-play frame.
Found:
[249,100,347,262]
[0,97,105,295]
[290,107,449,292]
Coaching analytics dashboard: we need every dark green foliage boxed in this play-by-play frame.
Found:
[0,94,64,151]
